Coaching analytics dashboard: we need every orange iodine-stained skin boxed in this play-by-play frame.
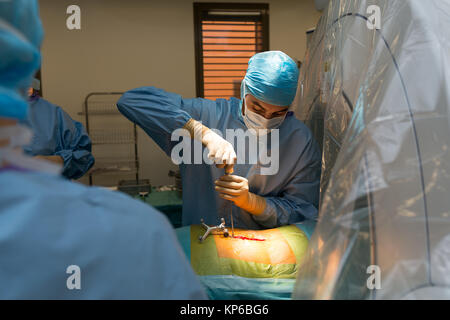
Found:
[214,228,296,265]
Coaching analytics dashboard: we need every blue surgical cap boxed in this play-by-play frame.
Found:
[0,0,43,120]
[242,51,299,107]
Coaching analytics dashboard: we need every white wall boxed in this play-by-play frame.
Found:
[38,0,322,186]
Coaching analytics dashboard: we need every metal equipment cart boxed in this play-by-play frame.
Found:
[82,92,140,187]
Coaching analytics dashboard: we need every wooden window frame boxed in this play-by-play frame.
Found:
[193,2,269,98]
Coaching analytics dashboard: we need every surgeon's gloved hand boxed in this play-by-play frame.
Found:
[202,130,236,170]
[184,118,236,171]
[214,175,266,215]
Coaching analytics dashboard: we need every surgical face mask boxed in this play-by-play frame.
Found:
[0,124,61,174]
[242,93,287,135]
[0,124,33,148]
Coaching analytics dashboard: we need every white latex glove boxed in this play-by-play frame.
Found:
[214,174,266,215]
[184,119,236,171]
[202,130,236,169]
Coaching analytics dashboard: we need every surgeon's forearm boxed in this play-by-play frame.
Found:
[34,155,64,165]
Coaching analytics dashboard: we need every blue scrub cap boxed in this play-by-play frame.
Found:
[242,51,299,107]
[0,0,43,120]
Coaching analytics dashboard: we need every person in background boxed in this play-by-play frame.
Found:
[117,51,321,230]
[19,78,95,179]
[0,0,206,299]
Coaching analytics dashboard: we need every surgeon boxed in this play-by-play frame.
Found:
[118,52,321,230]
[19,79,95,179]
[0,0,206,299]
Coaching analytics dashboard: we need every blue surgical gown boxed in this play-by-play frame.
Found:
[20,96,95,179]
[0,169,206,299]
[117,87,321,229]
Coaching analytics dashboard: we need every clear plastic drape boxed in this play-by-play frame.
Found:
[291,0,450,299]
